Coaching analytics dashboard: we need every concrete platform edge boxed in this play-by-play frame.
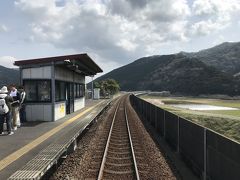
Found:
[8,99,112,180]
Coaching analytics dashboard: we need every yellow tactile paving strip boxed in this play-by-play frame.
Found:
[0,101,103,172]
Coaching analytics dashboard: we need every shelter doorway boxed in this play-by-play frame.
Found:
[66,83,74,114]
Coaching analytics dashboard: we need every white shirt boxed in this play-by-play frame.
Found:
[10,89,17,97]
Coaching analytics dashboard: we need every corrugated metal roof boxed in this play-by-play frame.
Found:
[14,53,103,75]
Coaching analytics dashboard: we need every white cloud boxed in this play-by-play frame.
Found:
[191,0,240,35]
[193,0,240,16]
[117,39,137,52]
[14,0,192,65]
[11,0,240,74]
[192,0,217,15]
[143,0,190,22]
[0,56,17,68]
[0,24,8,32]
[108,0,190,22]
[191,20,223,36]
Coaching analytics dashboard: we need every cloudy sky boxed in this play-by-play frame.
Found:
[0,0,240,78]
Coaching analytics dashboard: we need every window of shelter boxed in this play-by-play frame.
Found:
[55,81,66,102]
[74,83,85,98]
[24,80,51,102]
[38,81,51,101]
[75,83,80,98]
[24,81,37,101]
[80,84,85,97]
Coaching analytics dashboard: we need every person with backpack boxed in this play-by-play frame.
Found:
[19,86,26,124]
[9,85,21,130]
[0,86,14,135]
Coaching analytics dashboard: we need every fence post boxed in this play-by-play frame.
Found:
[163,110,166,139]
[147,103,149,122]
[203,128,207,180]
[177,116,180,153]
[149,104,151,123]
[148,103,151,123]
[154,106,158,131]
[144,101,146,120]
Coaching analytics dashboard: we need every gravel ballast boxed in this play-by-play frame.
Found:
[50,96,178,179]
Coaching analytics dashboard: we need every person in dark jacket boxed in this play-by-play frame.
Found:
[0,86,14,135]
[19,86,26,123]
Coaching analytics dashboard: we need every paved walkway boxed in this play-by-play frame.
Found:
[0,99,108,179]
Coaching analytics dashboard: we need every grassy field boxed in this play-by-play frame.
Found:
[141,95,240,143]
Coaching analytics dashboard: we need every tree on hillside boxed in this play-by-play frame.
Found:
[105,79,120,95]
[94,81,101,88]
[94,79,120,97]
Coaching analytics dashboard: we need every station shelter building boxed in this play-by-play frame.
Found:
[14,54,102,122]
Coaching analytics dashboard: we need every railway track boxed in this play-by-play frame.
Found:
[51,94,177,180]
[97,95,140,180]
[87,95,144,179]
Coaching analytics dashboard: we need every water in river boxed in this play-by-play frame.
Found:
[170,104,238,111]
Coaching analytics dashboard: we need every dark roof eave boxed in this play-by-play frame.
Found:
[14,53,103,74]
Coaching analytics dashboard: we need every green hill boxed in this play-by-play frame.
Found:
[0,65,19,87]
[185,42,240,74]
[94,42,240,95]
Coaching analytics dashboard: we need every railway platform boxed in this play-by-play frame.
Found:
[0,99,111,180]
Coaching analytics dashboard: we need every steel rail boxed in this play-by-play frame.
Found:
[125,105,140,180]
[97,99,121,180]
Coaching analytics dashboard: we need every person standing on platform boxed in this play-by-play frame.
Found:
[9,85,21,130]
[0,86,14,135]
[19,86,26,124]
